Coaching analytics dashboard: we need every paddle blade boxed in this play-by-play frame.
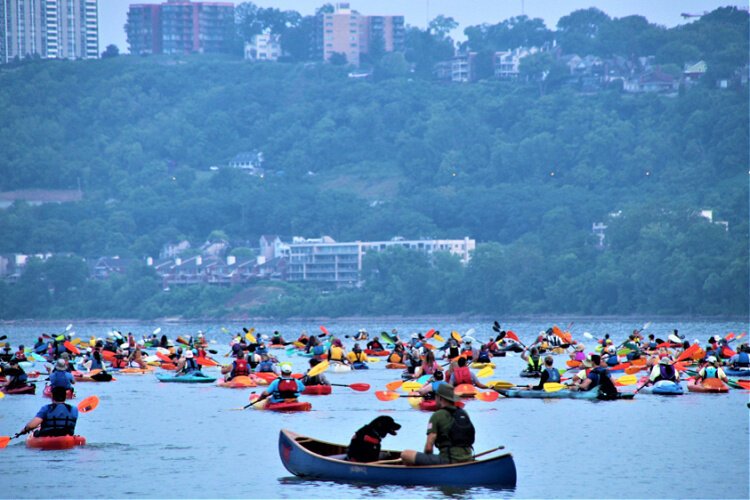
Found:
[454,384,476,396]
[625,365,643,375]
[736,380,750,390]
[487,380,515,390]
[616,374,637,386]
[567,360,581,368]
[475,391,499,402]
[505,331,520,342]
[78,395,99,413]
[424,329,435,338]
[349,383,370,392]
[432,334,445,343]
[544,383,566,393]
[402,381,423,391]
[451,331,462,342]
[375,390,401,401]
[476,366,494,378]
[385,380,403,391]
[0,436,10,448]
[583,332,594,340]
[319,326,329,336]
[307,360,329,378]
[64,341,80,355]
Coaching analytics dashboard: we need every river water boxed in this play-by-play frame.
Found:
[0,319,747,499]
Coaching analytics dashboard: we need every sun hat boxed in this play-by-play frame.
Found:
[575,344,585,352]
[56,359,66,369]
[659,357,672,365]
[582,358,593,368]
[436,384,459,402]
[280,363,293,374]
[706,355,717,363]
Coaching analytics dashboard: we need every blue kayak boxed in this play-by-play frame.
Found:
[156,371,216,383]
[499,387,599,399]
[723,368,750,377]
[351,362,369,370]
[641,380,684,395]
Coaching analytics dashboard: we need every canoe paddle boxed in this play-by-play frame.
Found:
[0,395,100,449]
[330,383,370,392]
[242,393,269,410]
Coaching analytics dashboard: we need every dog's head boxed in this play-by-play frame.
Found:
[369,415,401,437]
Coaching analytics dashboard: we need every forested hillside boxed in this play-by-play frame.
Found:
[0,8,747,319]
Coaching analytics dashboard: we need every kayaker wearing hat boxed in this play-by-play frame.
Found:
[693,356,728,384]
[19,386,78,438]
[261,363,305,404]
[327,339,349,365]
[570,343,586,362]
[400,384,476,465]
[354,329,369,341]
[176,350,200,375]
[49,358,75,392]
[646,356,680,385]
[460,339,478,361]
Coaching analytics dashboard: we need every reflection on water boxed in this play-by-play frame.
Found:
[0,319,747,499]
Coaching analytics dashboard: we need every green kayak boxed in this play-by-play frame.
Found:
[498,388,634,400]
[156,372,216,383]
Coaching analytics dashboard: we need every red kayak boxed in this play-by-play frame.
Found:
[249,394,312,412]
[386,363,407,369]
[687,379,729,393]
[417,399,465,412]
[26,435,86,450]
[42,385,75,399]
[302,385,332,395]
[1,384,36,395]
[364,349,389,356]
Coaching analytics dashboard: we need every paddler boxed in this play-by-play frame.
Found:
[366,337,384,351]
[529,356,560,390]
[642,356,680,387]
[346,343,368,366]
[49,359,75,393]
[728,344,750,370]
[270,331,286,346]
[261,363,305,404]
[175,349,200,375]
[327,338,348,366]
[222,350,250,381]
[19,386,78,438]
[387,343,405,364]
[2,359,29,391]
[521,346,543,375]
[571,354,619,399]
[416,370,447,399]
[353,329,369,341]
[401,384,476,465]
[447,356,488,389]
[693,356,728,384]
[302,359,331,387]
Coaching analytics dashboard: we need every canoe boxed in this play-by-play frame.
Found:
[278,429,516,487]
[1,384,36,395]
[470,362,495,369]
[519,370,541,378]
[155,372,216,383]
[43,385,75,399]
[723,368,750,377]
[331,363,351,373]
[498,388,636,400]
[687,380,729,393]
[26,434,86,450]
[249,395,311,412]
[302,385,332,396]
[364,349,389,356]
[638,380,684,396]
[386,363,407,370]
[216,376,257,388]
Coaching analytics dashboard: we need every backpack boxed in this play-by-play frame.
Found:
[594,368,618,400]
[447,407,475,448]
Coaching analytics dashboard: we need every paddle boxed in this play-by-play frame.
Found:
[330,383,370,392]
[451,331,462,343]
[0,395,100,449]
[476,365,494,378]
[486,380,517,390]
[543,382,568,393]
[376,390,416,401]
[474,390,500,402]
[319,326,329,337]
[402,381,423,391]
[307,360,329,378]
[385,380,403,391]
[242,393,269,410]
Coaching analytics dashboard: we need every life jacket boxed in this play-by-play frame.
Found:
[184,358,199,373]
[592,367,618,399]
[90,351,103,370]
[606,354,619,366]
[367,340,383,350]
[422,361,440,375]
[545,366,560,383]
[448,345,460,359]
[527,356,542,372]
[232,358,250,377]
[388,351,403,363]
[275,377,299,399]
[733,352,750,368]
[703,366,719,379]
[460,348,474,361]
[452,366,472,385]
[329,346,345,362]
[348,351,367,363]
[312,345,326,359]
[258,360,274,372]
[38,403,77,437]
[49,370,72,389]
[655,364,677,382]
[14,350,27,361]
[111,356,127,369]
[476,351,491,363]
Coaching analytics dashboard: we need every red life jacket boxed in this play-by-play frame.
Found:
[232,359,249,377]
[452,366,472,385]
[276,378,299,399]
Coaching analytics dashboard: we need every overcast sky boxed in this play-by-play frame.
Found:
[100,1,744,53]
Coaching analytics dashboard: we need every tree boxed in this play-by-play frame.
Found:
[101,44,119,59]
[329,52,348,65]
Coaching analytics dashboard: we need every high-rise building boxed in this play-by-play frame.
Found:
[0,0,98,64]
[126,1,234,56]
[318,3,404,66]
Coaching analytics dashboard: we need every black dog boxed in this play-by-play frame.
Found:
[346,416,401,463]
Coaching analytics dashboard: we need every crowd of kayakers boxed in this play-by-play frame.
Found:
[1,322,748,456]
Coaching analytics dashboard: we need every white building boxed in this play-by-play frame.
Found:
[244,33,281,61]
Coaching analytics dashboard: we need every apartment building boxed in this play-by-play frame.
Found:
[288,236,476,286]
[126,0,234,55]
[318,2,404,66]
[244,33,281,61]
[0,0,98,63]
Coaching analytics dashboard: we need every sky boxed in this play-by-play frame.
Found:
[99,0,745,53]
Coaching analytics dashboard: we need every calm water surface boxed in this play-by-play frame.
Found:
[0,319,747,499]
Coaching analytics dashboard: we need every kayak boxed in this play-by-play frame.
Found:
[278,429,516,487]
[364,349,389,356]
[73,371,114,382]
[386,363,407,370]
[470,362,495,369]
[331,363,351,373]
[253,372,279,383]
[498,388,636,400]
[43,385,75,399]
[1,384,36,395]
[687,380,729,393]
[302,385,332,395]
[415,398,465,412]
[639,380,684,396]
[117,367,154,375]
[26,434,86,450]
[156,372,216,383]
[216,376,257,388]
[454,385,477,397]
[249,395,312,412]
[723,368,750,377]
[351,362,369,370]
[519,370,541,378]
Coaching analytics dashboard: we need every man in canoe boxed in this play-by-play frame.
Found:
[261,363,305,403]
[19,386,78,437]
[401,384,475,465]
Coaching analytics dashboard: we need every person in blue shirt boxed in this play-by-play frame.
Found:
[49,359,75,390]
[19,386,78,437]
[261,363,305,403]
[416,370,448,399]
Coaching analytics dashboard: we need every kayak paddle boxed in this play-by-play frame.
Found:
[401,381,423,391]
[385,380,403,391]
[476,365,494,378]
[330,383,370,392]
[242,393,269,410]
[375,390,416,401]
[78,396,99,413]
[474,391,500,402]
